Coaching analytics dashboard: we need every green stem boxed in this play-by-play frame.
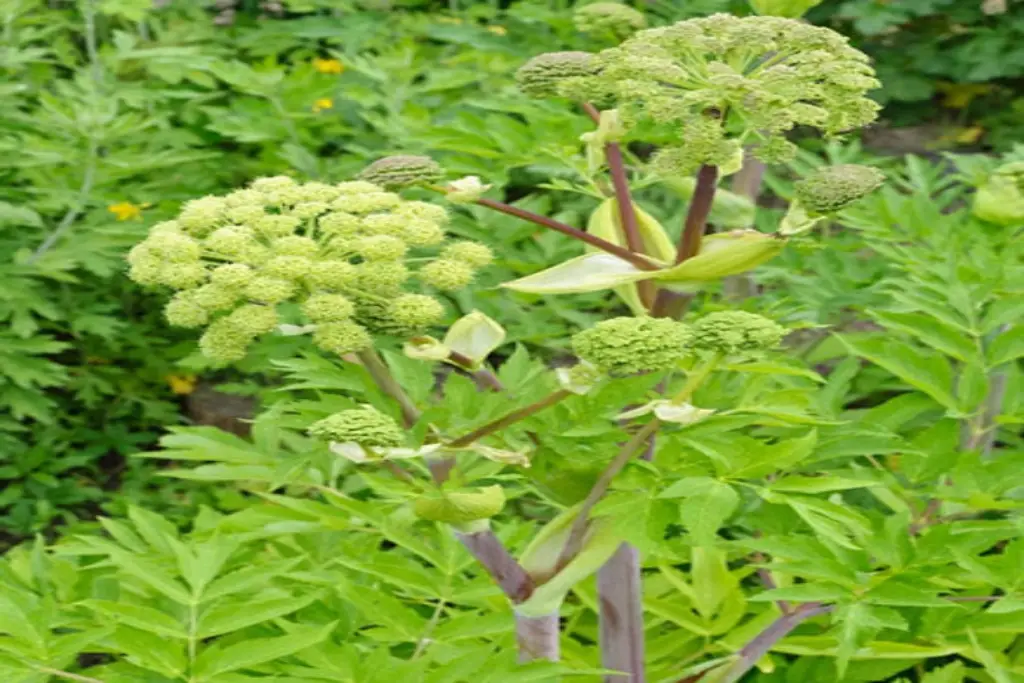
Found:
[35,669,104,683]
[356,348,421,427]
[448,390,571,448]
[555,419,662,570]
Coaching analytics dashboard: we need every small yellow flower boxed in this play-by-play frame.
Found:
[108,202,142,221]
[165,374,198,395]
[486,25,507,36]
[312,98,334,113]
[312,57,344,75]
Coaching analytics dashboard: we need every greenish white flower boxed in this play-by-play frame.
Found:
[127,176,490,363]
[618,400,715,424]
[445,176,492,204]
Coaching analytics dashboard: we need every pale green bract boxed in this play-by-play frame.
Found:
[126,176,491,363]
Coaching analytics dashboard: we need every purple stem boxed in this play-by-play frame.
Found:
[718,602,833,683]
[454,529,535,604]
[598,544,646,682]
[515,612,561,662]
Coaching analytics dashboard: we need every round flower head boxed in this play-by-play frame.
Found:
[358,155,445,190]
[306,260,357,290]
[210,264,254,289]
[419,259,475,291]
[164,291,209,328]
[690,311,785,355]
[178,196,227,236]
[564,14,880,172]
[302,293,356,322]
[356,235,407,261]
[572,316,692,375]
[387,294,445,330]
[441,241,493,267]
[794,164,884,214]
[574,3,647,41]
[226,304,279,336]
[515,51,600,99]
[199,317,255,364]
[275,235,319,258]
[307,406,404,449]
[313,320,373,356]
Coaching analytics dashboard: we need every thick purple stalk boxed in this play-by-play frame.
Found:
[454,528,535,603]
[515,612,561,662]
[598,544,646,682]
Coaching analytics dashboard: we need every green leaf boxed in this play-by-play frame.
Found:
[871,310,978,362]
[967,628,1012,683]
[81,599,186,639]
[921,662,965,683]
[864,580,952,607]
[839,335,957,410]
[109,626,187,678]
[104,549,192,603]
[691,547,739,618]
[193,622,335,678]
[987,326,1024,367]
[665,478,739,546]
[198,592,321,638]
[769,475,879,493]
[749,583,850,603]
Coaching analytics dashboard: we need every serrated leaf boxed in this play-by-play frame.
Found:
[987,326,1024,367]
[839,335,957,410]
[81,600,186,639]
[193,622,335,678]
[871,310,978,362]
[198,592,321,638]
[769,475,879,493]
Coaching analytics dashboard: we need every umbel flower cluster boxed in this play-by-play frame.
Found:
[518,14,880,173]
[127,176,492,363]
[573,2,647,41]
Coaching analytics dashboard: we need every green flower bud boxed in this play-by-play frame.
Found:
[302,293,356,322]
[307,405,404,448]
[273,235,319,257]
[794,164,884,214]
[306,260,357,290]
[263,255,313,281]
[330,191,402,215]
[419,259,475,291]
[313,320,373,355]
[210,264,254,289]
[318,211,363,237]
[127,258,164,286]
[754,136,799,165]
[690,311,785,354]
[253,215,301,239]
[441,241,494,267]
[357,262,410,291]
[403,219,446,247]
[178,196,227,236]
[412,486,506,524]
[574,3,647,40]
[356,235,407,261]
[296,182,341,203]
[226,304,279,335]
[158,263,208,290]
[972,161,1024,226]
[291,201,330,219]
[140,233,202,263]
[193,283,242,312]
[204,227,258,258]
[335,180,383,194]
[224,188,265,207]
[572,316,691,375]
[164,291,209,328]
[393,201,449,226]
[199,317,255,363]
[388,294,445,330]
[244,276,296,304]
[251,176,297,193]
[225,204,266,225]
[358,155,445,190]
[516,51,600,99]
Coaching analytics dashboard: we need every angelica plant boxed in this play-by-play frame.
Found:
[125,10,894,683]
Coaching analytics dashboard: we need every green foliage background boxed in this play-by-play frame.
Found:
[0,1,1022,682]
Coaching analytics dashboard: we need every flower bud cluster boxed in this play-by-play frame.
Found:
[307,406,405,449]
[794,164,884,214]
[572,316,691,375]
[521,14,879,173]
[573,3,647,41]
[127,176,492,362]
[690,311,785,354]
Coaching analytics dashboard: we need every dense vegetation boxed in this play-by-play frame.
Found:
[0,1,1021,682]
